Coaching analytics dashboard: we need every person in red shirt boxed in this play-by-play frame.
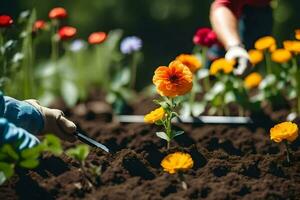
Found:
[209,0,272,75]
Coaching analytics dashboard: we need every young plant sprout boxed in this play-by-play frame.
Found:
[161,152,194,190]
[144,60,193,149]
[0,134,63,185]
[66,144,101,185]
[270,122,299,164]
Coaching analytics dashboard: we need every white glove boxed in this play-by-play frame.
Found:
[225,45,251,76]
[25,99,77,142]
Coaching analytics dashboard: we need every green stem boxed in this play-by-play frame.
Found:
[293,57,300,116]
[189,77,197,116]
[51,20,60,89]
[202,47,210,91]
[0,29,4,76]
[178,172,187,190]
[264,52,272,74]
[284,141,291,164]
[130,52,139,89]
[165,97,175,150]
[238,105,244,117]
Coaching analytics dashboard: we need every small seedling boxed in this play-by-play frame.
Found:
[0,134,63,185]
[66,144,101,185]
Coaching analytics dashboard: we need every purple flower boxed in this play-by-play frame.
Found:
[120,36,142,54]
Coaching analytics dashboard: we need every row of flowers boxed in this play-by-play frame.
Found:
[0,8,142,111]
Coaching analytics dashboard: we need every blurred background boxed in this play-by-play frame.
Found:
[1,0,300,89]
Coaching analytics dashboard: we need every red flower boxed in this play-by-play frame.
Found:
[193,28,218,47]
[88,32,107,44]
[58,26,76,40]
[0,15,13,27]
[33,20,46,31]
[49,7,67,19]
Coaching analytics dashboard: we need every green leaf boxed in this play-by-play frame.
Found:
[61,80,79,107]
[180,102,191,118]
[21,145,42,160]
[0,145,19,161]
[0,162,14,179]
[42,134,63,156]
[192,102,206,116]
[0,172,6,185]
[172,130,184,138]
[66,144,90,163]
[156,132,170,142]
[155,120,164,126]
[19,159,39,169]
[224,91,236,104]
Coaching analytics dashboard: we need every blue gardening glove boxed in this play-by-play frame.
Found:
[0,118,39,151]
[3,96,44,135]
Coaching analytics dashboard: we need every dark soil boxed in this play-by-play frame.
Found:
[1,92,300,200]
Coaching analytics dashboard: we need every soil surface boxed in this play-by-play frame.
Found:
[1,92,300,200]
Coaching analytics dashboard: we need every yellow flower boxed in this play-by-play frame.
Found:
[244,72,262,89]
[271,49,292,64]
[270,122,299,143]
[144,107,165,124]
[295,29,300,40]
[283,40,300,54]
[175,54,202,73]
[248,49,263,66]
[161,152,194,174]
[210,58,235,75]
[255,36,276,52]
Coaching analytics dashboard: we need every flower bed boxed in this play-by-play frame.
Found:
[1,95,300,200]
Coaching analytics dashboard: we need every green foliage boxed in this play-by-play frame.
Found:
[66,144,90,164]
[0,134,63,186]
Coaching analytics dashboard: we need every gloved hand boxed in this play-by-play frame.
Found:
[25,100,76,142]
[0,118,39,151]
[225,45,251,76]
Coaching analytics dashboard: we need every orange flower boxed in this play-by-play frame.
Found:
[210,58,235,75]
[255,36,276,52]
[153,61,193,97]
[295,29,300,40]
[271,49,292,64]
[33,20,46,31]
[244,72,262,89]
[270,122,298,143]
[49,7,67,19]
[283,40,300,54]
[144,107,165,123]
[175,54,202,73]
[88,32,107,44]
[161,152,194,174]
[58,26,77,40]
[248,49,263,66]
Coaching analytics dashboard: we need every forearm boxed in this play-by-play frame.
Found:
[2,96,44,135]
[210,6,241,50]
